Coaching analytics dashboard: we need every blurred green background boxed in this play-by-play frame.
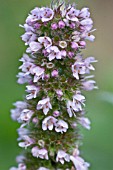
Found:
[0,0,113,169]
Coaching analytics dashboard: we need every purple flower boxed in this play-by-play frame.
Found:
[66,7,79,22]
[71,62,86,80]
[82,80,97,91]
[56,89,63,99]
[78,117,91,130]
[56,150,70,164]
[26,85,40,100]
[73,92,85,111]
[84,57,97,73]
[85,34,95,42]
[20,109,34,122]
[10,163,26,170]
[32,146,49,160]
[71,41,78,50]
[51,70,58,77]
[42,116,57,131]
[58,21,65,29]
[47,46,61,61]
[31,7,42,20]
[36,97,52,115]
[38,36,52,49]
[26,41,42,53]
[11,101,27,121]
[41,7,54,22]
[51,23,58,30]
[70,149,90,170]
[17,72,31,84]
[17,127,29,140]
[19,61,35,76]
[53,110,60,117]
[79,8,90,18]
[32,66,45,82]
[21,32,37,45]
[79,41,86,49]
[66,100,77,117]
[19,135,35,149]
[80,18,93,26]
[55,119,68,133]
[38,167,49,170]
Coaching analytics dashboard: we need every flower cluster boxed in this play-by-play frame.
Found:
[10,1,97,170]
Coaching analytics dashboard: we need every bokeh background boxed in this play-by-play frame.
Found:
[0,0,113,169]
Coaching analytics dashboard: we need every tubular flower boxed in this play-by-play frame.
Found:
[10,0,97,169]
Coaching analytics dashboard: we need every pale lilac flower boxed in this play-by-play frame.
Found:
[82,80,97,91]
[68,51,74,58]
[20,23,34,32]
[42,116,57,131]
[70,149,90,170]
[34,23,41,29]
[80,18,93,26]
[19,135,35,149]
[32,66,45,82]
[56,89,63,99]
[10,167,18,170]
[63,18,69,26]
[59,41,67,49]
[56,150,70,164]
[41,7,54,22]
[32,117,39,124]
[66,100,77,117]
[79,8,90,18]
[55,119,68,133]
[73,92,85,111]
[58,20,65,29]
[18,163,26,170]
[21,32,37,45]
[85,34,95,42]
[31,7,42,20]
[16,155,26,163]
[20,109,34,122]
[51,23,58,30]
[37,97,52,115]
[26,41,42,53]
[69,22,76,29]
[71,62,86,80]
[53,110,60,117]
[10,163,26,170]
[19,53,34,63]
[51,70,58,77]
[17,72,31,84]
[84,57,97,74]
[38,167,49,170]
[38,36,52,49]
[66,7,79,22]
[13,101,27,109]
[11,101,27,121]
[60,50,67,58]
[32,146,49,160]
[26,14,36,25]
[78,117,91,130]
[17,127,29,140]
[79,41,86,49]
[26,85,40,100]
[47,46,61,61]
[71,41,78,50]
[72,31,80,42]
[19,62,35,75]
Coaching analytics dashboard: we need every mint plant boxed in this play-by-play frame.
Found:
[10,1,97,170]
